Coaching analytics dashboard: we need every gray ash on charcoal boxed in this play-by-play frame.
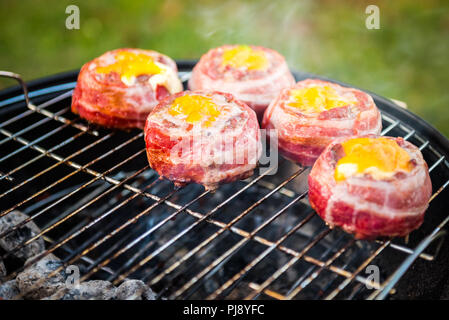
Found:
[16,253,67,299]
[0,259,5,278]
[46,280,116,300]
[0,210,45,262]
[0,210,158,300]
[10,253,157,300]
[0,279,20,300]
[45,279,157,300]
[116,279,156,300]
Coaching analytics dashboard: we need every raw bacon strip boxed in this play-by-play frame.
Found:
[72,48,182,129]
[144,91,262,190]
[308,136,432,239]
[262,79,382,166]
[188,45,295,120]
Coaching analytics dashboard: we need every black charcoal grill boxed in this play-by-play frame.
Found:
[1,62,449,300]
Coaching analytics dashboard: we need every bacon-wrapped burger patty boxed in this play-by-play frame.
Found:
[72,48,183,129]
[308,136,432,239]
[144,91,262,190]
[262,79,382,166]
[188,45,295,119]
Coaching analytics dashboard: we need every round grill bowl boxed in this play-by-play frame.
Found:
[0,61,449,300]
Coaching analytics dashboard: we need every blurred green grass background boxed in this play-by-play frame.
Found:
[1,0,448,136]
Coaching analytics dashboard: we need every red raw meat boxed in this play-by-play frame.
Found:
[188,45,295,120]
[144,91,262,190]
[308,136,432,239]
[262,79,382,166]
[72,48,182,129]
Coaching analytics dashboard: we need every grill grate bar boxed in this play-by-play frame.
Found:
[0,132,117,215]
[42,235,116,277]
[106,238,158,282]
[41,173,173,281]
[371,213,449,300]
[324,240,391,300]
[2,151,148,278]
[0,97,73,145]
[54,165,279,285]
[430,178,449,203]
[428,155,445,172]
[381,120,400,135]
[402,129,416,141]
[247,283,287,300]
[376,241,434,261]
[314,251,361,299]
[204,207,314,300]
[25,102,98,136]
[283,235,348,296]
[0,132,115,242]
[65,180,180,282]
[144,200,384,291]
[0,73,95,135]
[0,116,76,165]
[419,140,430,151]
[245,228,332,300]
[166,171,307,299]
[285,238,356,300]
[0,106,69,147]
[89,190,211,282]
[255,180,296,198]
[0,85,72,130]
[0,130,87,182]
[110,165,281,285]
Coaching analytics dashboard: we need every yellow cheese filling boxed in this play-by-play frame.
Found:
[168,95,221,127]
[96,51,162,85]
[335,137,413,182]
[221,45,268,71]
[289,86,356,113]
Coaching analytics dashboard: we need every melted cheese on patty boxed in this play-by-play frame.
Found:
[289,86,356,114]
[96,51,182,94]
[168,95,221,127]
[222,45,268,71]
[335,137,412,182]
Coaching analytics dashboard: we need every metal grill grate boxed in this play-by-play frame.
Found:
[1,66,449,300]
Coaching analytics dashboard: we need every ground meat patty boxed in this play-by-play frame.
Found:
[144,90,262,190]
[188,45,295,119]
[308,136,432,239]
[262,79,382,166]
[72,48,183,129]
